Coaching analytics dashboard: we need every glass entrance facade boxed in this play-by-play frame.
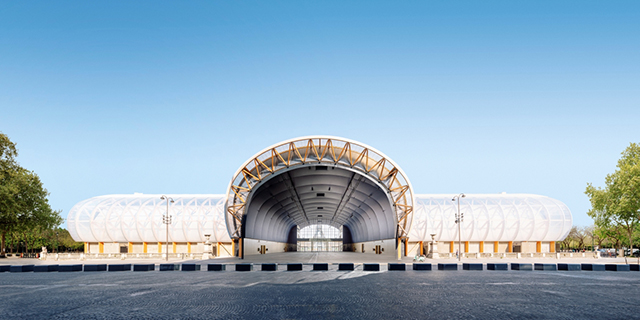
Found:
[297,224,343,252]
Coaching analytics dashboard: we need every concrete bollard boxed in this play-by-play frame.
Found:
[208,264,226,271]
[84,264,107,272]
[181,264,201,271]
[59,264,83,272]
[438,263,458,271]
[557,263,580,271]
[159,264,180,271]
[261,263,277,271]
[534,263,557,271]
[34,265,59,272]
[412,263,432,271]
[363,264,380,271]
[463,263,483,271]
[287,263,303,271]
[133,264,155,271]
[108,264,132,272]
[487,263,508,271]
[388,263,406,271]
[511,263,533,271]
[313,263,329,271]
[235,264,253,272]
[338,263,354,271]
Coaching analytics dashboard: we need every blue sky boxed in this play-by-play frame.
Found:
[1,1,638,228]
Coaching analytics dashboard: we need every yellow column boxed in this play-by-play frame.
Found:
[465,241,469,253]
[231,240,236,257]
[158,242,162,253]
[450,241,454,253]
[84,242,88,254]
[128,242,133,253]
[536,241,541,253]
[494,241,499,253]
[550,241,556,253]
[172,242,176,253]
[99,242,104,253]
[143,242,147,253]
[187,242,191,254]
[419,241,424,255]
[479,241,484,253]
[508,241,513,253]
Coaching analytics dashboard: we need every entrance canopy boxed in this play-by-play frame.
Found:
[225,136,414,244]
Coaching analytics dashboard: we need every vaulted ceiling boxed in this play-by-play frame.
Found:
[244,166,395,243]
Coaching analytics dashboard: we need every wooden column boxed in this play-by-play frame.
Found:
[550,241,556,253]
[536,241,541,253]
[143,242,147,253]
[479,241,484,253]
[158,242,162,253]
[419,241,424,255]
[187,242,191,254]
[84,242,88,254]
[464,241,469,253]
[450,241,454,253]
[508,241,513,253]
[172,242,177,253]
[128,242,133,253]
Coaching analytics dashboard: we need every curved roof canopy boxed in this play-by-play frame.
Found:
[410,194,573,242]
[67,194,228,243]
[225,136,414,243]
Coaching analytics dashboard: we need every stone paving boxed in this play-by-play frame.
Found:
[1,259,640,319]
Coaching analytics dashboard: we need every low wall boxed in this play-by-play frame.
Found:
[243,238,287,256]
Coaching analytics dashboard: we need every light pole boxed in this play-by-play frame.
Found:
[161,195,174,261]
[452,193,465,261]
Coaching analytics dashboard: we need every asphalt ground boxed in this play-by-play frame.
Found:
[1,266,639,319]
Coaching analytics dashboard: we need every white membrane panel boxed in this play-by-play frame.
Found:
[67,194,229,243]
[409,194,572,242]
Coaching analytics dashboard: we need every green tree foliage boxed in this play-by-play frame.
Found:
[586,142,640,259]
[0,132,63,256]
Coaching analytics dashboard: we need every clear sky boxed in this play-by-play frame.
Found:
[1,1,638,228]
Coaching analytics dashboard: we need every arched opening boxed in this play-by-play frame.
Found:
[225,136,413,259]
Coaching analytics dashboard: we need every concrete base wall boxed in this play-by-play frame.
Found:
[243,238,286,256]
[352,239,396,256]
[410,241,557,255]
[84,242,227,255]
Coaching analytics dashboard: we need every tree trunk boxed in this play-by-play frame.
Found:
[0,231,5,256]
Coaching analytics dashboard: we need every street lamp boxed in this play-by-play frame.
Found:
[452,193,465,261]
[160,195,174,261]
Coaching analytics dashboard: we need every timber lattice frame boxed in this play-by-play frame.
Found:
[224,136,414,241]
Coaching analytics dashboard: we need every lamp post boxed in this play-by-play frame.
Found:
[161,195,174,261]
[452,193,465,261]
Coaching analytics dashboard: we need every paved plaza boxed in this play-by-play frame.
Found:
[1,253,639,319]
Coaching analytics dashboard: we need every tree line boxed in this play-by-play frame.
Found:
[0,132,74,256]
[585,142,640,257]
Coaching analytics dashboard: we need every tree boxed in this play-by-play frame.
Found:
[0,132,62,256]
[586,142,640,262]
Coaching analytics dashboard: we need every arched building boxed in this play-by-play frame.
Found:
[67,136,572,258]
